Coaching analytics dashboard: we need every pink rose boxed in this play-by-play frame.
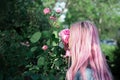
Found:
[59,29,70,36]
[43,8,50,14]
[62,35,69,44]
[56,9,62,13]
[42,45,48,51]
[50,16,56,21]
[59,29,70,44]
[64,50,71,57]
[54,7,62,13]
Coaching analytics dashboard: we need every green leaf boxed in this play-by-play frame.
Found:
[29,66,39,71]
[42,31,50,38]
[53,31,58,38]
[52,41,57,46]
[55,60,60,67]
[46,39,50,45]
[30,32,41,43]
[37,57,45,67]
[30,46,38,52]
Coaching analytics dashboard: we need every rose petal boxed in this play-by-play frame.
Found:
[64,50,71,57]
[42,45,48,51]
[43,8,50,14]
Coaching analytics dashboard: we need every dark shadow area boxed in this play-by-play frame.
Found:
[0,0,50,79]
[111,30,120,80]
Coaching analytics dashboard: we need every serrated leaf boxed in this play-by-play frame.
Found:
[30,32,41,43]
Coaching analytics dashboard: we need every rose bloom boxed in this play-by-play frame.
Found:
[62,35,69,44]
[43,8,50,14]
[50,16,56,21]
[56,9,61,13]
[59,29,70,44]
[59,29,70,36]
[56,8,62,13]
[42,45,48,51]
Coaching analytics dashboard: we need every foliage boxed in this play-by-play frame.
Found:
[112,32,120,80]
[0,0,67,80]
[101,44,116,65]
[65,0,120,39]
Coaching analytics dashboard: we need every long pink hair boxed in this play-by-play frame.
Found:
[66,21,112,80]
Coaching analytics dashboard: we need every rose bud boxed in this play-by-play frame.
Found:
[42,45,48,51]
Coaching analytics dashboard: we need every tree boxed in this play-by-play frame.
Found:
[65,0,120,39]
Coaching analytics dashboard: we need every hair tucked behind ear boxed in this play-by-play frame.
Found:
[66,21,113,80]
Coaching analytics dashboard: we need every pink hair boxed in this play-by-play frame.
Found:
[66,21,113,80]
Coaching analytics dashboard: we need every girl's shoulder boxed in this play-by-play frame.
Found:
[74,68,94,80]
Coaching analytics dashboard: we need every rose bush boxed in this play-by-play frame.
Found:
[0,0,67,80]
[21,1,68,80]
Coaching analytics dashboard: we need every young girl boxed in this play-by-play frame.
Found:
[59,21,113,80]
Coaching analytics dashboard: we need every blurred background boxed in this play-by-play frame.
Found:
[0,0,120,80]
